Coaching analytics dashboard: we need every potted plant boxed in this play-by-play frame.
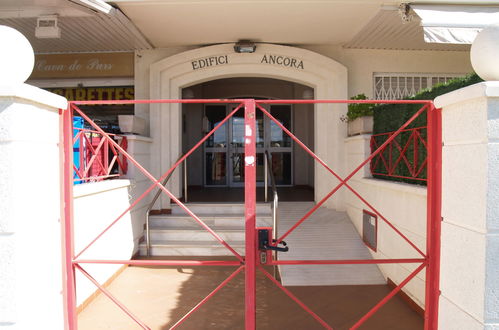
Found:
[344,93,374,136]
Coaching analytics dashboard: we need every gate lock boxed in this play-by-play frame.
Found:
[257,227,288,264]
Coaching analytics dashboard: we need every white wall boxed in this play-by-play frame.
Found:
[435,82,499,330]
[344,134,427,308]
[0,85,67,329]
[73,180,135,307]
[134,44,470,210]
[121,135,153,241]
[73,134,153,306]
[303,46,473,98]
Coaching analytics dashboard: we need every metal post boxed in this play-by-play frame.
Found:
[244,99,257,330]
[184,158,188,203]
[424,104,442,330]
[264,151,268,203]
[61,106,77,329]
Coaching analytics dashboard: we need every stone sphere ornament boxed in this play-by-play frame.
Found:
[471,23,499,81]
[0,25,35,85]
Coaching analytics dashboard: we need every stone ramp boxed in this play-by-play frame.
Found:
[278,202,386,286]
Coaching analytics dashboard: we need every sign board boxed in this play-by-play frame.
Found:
[46,86,134,101]
[31,53,134,79]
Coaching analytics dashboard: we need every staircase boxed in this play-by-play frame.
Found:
[139,203,272,256]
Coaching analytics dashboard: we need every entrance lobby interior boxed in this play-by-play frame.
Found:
[181,77,315,202]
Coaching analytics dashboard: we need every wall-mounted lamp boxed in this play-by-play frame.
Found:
[234,41,256,53]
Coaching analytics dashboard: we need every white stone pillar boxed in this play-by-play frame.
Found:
[0,85,67,328]
[435,82,499,330]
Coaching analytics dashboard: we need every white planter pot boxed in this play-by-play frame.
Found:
[347,116,373,136]
[118,115,146,135]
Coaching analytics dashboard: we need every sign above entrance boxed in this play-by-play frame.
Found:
[260,54,304,70]
[189,53,305,71]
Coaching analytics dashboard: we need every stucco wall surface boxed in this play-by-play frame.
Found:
[344,134,427,308]
[121,135,153,245]
[73,180,135,307]
[435,82,499,329]
[133,44,471,210]
[0,85,67,329]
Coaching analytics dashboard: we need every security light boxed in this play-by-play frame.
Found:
[234,41,256,53]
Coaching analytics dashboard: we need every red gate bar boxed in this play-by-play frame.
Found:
[170,266,245,330]
[71,103,244,261]
[257,103,428,258]
[258,266,333,330]
[351,262,428,329]
[61,98,440,330]
[244,99,257,329]
[425,104,442,329]
[61,106,77,330]
[75,259,242,266]
[271,258,425,265]
[75,264,150,329]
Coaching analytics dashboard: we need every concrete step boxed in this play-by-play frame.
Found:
[171,203,271,215]
[139,240,245,256]
[149,227,246,241]
[149,214,272,229]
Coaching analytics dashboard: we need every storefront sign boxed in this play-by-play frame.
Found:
[191,55,228,70]
[260,54,304,69]
[47,86,134,101]
[190,53,305,71]
[31,53,134,79]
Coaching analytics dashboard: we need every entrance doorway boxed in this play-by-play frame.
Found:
[204,103,292,187]
[182,77,315,201]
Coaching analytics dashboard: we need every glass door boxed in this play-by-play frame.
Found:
[228,105,265,187]
[204,105,228,186]
[203,102,293,187]
[267,105,293,186]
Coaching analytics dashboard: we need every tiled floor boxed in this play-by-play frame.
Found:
[78,261,423,329]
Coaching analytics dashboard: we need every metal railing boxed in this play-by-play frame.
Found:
[264,150,279,252]
[370,126,428,182]
[145,156,188,256]
[73,127,128,183]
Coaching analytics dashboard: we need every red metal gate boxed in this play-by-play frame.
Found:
[61,98,441,329]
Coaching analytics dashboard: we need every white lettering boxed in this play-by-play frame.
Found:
[86,58,113,71]
[36,60,65,71]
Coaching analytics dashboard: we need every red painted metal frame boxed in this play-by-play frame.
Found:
[370,126,428,181]
[73,127,128,183]
[61,98,441,330]
[244,99,257,329]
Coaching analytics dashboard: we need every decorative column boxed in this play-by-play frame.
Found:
[435,23,499,328]
[0,26,68,328]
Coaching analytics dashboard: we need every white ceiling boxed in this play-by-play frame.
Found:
[112,0,387,47]
[0,0,152,53]
[0,0,482,53]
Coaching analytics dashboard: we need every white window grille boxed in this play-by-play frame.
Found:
[373,73,464,100]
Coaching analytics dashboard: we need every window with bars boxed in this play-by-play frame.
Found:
[373,73,463,100]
